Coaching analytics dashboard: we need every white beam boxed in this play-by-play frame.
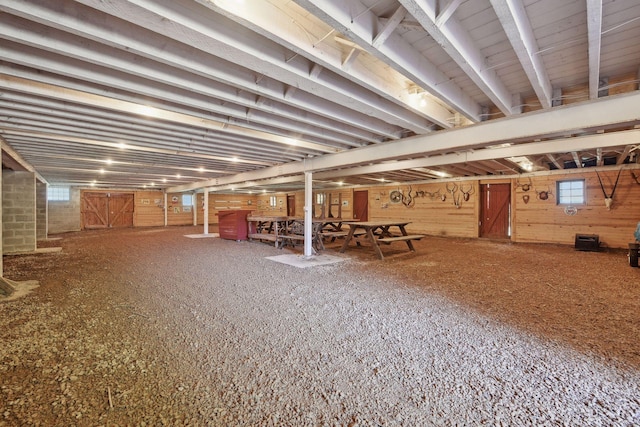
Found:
[401,0,515,115]
[5,0,410,139]
[586,0,603,99]
[571,151,583,168]
[310,129,640,178]
[342,48,360,71]
[373,6,407,48]
[0,74,337,156]
[617,145,633,165]
[436,0,463,27]
[197,129,640,187]
[0,137,48,183]
[294,0,481,123]
[167,91,640,192]
[489,0,553,109]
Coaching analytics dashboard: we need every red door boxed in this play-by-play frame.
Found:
[353,190,368,221]
[287,194,295,216]
[479,184,511,239]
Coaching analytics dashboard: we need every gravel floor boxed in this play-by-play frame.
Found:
[1,225,639,426]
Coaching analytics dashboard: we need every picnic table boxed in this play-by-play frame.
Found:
[339,221,426,260]
[246,215,324,251]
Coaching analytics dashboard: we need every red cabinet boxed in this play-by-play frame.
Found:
[217,210,251,241]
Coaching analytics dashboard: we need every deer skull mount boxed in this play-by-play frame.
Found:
[446,183,461,208]
[536,187,553,201]
[460,184,475,201]
[596,169,622,211]
[516,176,533,192]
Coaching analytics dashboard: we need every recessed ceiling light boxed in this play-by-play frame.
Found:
[162,178,167,183]
[176,174,181,179]
[99,168,105,174]
[198,167,205,173]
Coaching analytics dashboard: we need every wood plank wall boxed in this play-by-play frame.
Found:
[195,193,256,225]
[513,169,640,248]
[99,164,640,249]
[365,183,478,237]
[134,191,165,227]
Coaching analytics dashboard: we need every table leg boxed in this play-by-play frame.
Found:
[366,228,385,260]
[313,223,324,251]
[339,226,357,253]
[398,225,416,251]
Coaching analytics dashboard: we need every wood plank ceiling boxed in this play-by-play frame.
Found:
[0,0,639,193]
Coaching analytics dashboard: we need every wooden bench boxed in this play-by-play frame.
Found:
[279,234,305,246]
[377,234,426,244]
[321,229,366,239]
[248,233,279,243]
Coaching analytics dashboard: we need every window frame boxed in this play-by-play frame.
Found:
[556,179,586,205]
[47,186,71,202]
[181,194,193,206]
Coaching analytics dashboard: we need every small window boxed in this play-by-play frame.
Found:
[47,186,70,201]
[269,196,277,207]
[316,193,325,204]
[181,194,193,206]
[557,179,585,205]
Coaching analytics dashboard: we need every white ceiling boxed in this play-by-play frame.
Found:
[0,0,639,193]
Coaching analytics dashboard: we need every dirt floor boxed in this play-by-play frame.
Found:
[1,225,639,426]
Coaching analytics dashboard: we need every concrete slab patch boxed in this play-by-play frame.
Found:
[266,253,346,268]
[184,233,220,238]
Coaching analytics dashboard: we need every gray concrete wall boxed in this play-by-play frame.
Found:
[48,187,81,234]
[36,181,47,240]
[2,171,36,254]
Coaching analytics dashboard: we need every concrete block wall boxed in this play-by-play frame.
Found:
[48,187,81,234]
[36,181,47,240]
[2,171,36,254]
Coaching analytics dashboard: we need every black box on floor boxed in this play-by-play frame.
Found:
[575,234,599,251]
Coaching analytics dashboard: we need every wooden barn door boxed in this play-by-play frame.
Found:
[82,192,110,229]
[108,193,134,228]
[479,183,511,239]
[287,194,295,216]
[82,192,134,229]
[353,190,368,221]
